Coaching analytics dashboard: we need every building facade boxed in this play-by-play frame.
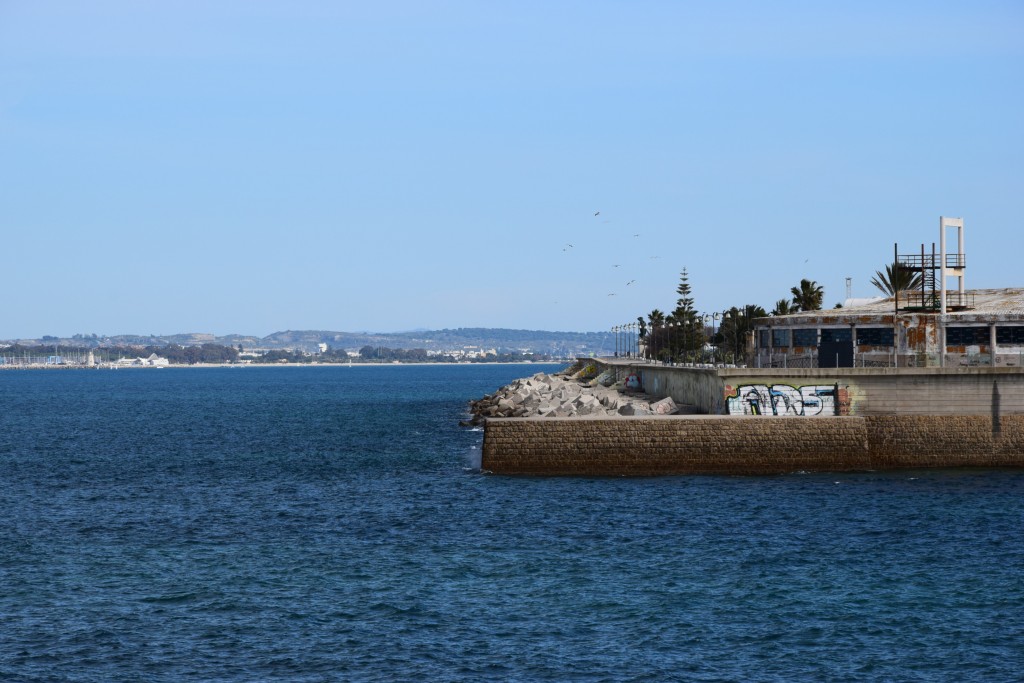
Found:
[752,288,1024,368]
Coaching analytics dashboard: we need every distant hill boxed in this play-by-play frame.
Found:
[5,328,615,357]
[257,328,612,356]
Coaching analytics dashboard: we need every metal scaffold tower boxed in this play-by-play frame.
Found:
[895,216,971,312]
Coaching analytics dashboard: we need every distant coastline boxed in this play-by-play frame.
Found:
[1,327,612,358]
[1,328,603,368]
[0,360,572,371]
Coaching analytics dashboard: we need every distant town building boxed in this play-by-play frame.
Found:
[113,353,170,367]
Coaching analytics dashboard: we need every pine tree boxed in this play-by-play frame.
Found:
[674,268,695,318]
[672,268,700,360]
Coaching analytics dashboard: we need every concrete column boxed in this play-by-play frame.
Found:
[959,222,966,296]
[850,323,857,367]
[991,323,998,366]
[940,315,947,368]
[940,217,947,313]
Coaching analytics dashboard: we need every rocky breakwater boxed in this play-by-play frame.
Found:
[463,363,686,426]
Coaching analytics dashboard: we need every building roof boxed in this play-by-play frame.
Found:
[755,288,1024,326]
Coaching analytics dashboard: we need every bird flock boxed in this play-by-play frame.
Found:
[556,209,669,302]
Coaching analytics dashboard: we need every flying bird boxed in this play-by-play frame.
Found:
[634,233,641,237]
[594,211,600,216]
[612,264,621,268]
[626,280,636,286]
[608,293,616,296]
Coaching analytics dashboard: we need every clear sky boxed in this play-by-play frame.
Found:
[2,1,1022,338]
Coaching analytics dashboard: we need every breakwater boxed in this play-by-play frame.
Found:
[476,359,1024,475]
[482,414,1024,475]
[464,368,685,425]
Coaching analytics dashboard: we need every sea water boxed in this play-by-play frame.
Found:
[1,365,1021,682]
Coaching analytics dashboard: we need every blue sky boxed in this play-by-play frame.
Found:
[2,1,1022,338]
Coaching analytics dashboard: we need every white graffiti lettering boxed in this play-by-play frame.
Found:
[726,384,837,416]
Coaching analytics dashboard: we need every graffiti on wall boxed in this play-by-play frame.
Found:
[724,384,851,416]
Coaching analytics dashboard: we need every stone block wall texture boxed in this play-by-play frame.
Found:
[852,374,1024,415]
[481,415,1024,476]
[864,415,1024,469]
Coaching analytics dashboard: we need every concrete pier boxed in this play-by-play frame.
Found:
[479,358,1024,475]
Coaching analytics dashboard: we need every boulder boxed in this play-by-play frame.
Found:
[513,389,533,404]
[617,402,653,416]
[651,396,678,415]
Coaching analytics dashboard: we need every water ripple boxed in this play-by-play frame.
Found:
[1,366,1022,681]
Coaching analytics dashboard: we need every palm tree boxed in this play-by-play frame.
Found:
[870,262,922,296]
[772,299,795,316]
[646,310,666,360]
[720,305,767,362]
[790,278,824,312]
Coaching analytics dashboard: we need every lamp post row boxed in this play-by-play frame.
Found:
[612,309,745,365]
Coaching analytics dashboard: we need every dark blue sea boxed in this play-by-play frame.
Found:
[1,364,1022,682]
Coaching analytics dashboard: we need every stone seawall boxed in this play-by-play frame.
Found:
[481,415,1024,475]
[864,415,1024,469]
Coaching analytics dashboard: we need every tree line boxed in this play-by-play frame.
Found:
[633,259,914,364]
[630,268,772,365]
[632,269,824,364]
[0,343,555,365]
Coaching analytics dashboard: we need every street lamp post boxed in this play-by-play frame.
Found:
[702,314,711,363]
[723,310,731,364]
[734,312,740,365]
[666,322,672,364]
[695,315,702,363]
[712,312,721,365]
[682,320,688,365]
[670,322,676,365]
[707,314,714,363]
